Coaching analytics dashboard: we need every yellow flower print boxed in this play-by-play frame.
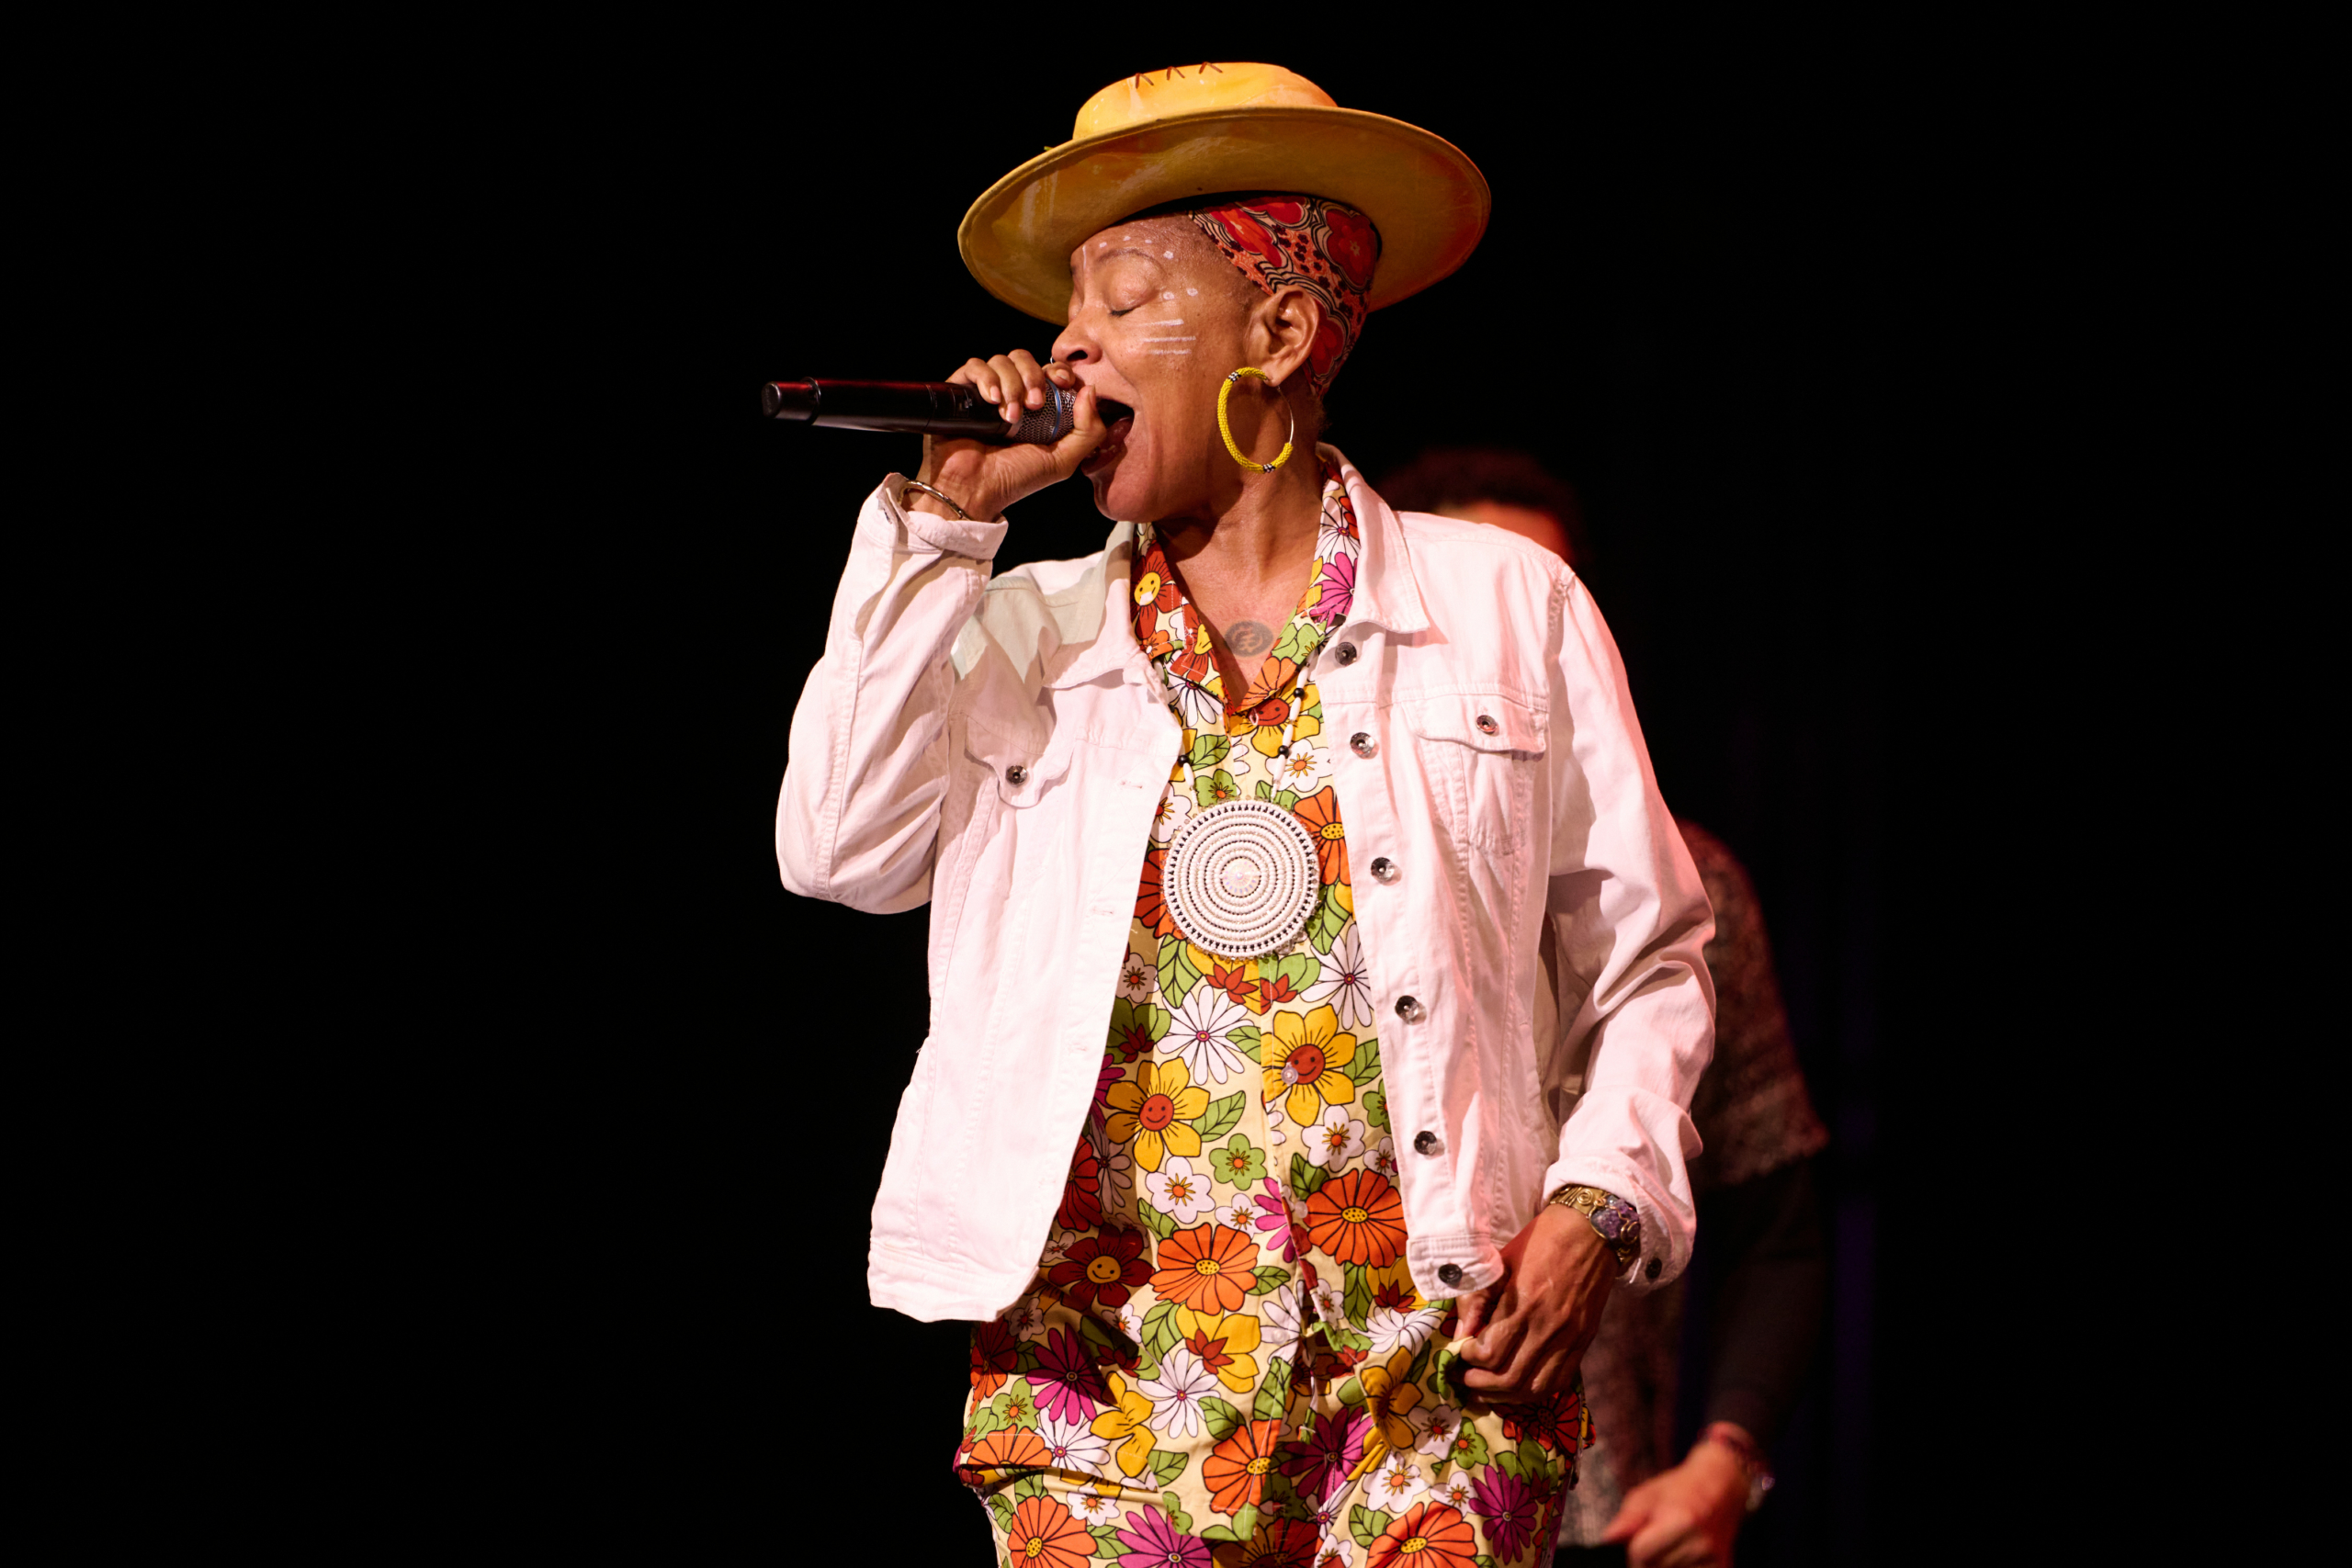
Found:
[1103,1058,1212,1171]
[1089,1371,1159,1478]
[1357,1347,1425,1461]
[1261,1004,1358,1128]
[1172,1305,1264,1394]
[1250,704,1321,758]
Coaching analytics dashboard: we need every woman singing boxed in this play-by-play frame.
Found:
[777,62,1716,1568]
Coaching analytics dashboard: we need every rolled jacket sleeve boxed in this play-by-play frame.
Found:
[776,474,1008,914]
[1539,577,1716,1288]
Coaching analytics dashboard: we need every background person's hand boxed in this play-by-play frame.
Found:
[910,351,1105,521]
[1601,1436,1749,1568]
[1450,1201,1616,1404]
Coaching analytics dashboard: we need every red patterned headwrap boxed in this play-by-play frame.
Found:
[1191,197,1380,397]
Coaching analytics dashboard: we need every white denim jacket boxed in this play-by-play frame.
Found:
[778,450,1715,1323]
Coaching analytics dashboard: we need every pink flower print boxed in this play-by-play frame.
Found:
[1280,1406,1369,1506]
[1309,552,1354,626]
[1030,1325,1110,1425]
[1244,1178,1307,1262]
[1114,1506,1212,1568]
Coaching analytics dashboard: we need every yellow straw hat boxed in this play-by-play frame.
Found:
[959,62,1490,324]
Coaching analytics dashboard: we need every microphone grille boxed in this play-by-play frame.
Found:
[1004,386,1075,446]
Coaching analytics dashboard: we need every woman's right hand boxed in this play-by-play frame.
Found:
[910,350,1105,523]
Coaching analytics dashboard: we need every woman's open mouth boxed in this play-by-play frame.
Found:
[1084,400,1135,476]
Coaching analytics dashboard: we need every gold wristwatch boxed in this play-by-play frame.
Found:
[1548,1183,1643,1272]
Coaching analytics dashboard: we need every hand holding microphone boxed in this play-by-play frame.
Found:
[763,353,1113,524]
[917,352,1105,525]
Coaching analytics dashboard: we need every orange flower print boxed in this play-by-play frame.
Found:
[1203,1417,1284,1516]
[1306,1168,1407,1268]
[1261,1005,1358,1128]
[1368,1500,1478,1568]
[1004,1494,1096,1568]
[1136,844,1177,938]
[1205,957,1260,1012]
[964,1427,1052,1474]
[1289,787,1349,886]
[1150,1223,1260,1314]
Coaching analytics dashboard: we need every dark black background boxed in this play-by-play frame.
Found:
[408,30,2030,1565]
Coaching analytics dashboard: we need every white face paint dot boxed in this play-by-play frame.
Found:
[1186,287,1198,296]
[1164,250,1175,259]
[1164,290,1175,299]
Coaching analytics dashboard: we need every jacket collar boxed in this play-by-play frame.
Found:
[1039,445,1427,691]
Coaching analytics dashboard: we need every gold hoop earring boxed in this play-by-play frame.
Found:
[1216,367,1296,473]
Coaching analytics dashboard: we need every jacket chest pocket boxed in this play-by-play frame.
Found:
[1404,693,1547,853]
[965,719,1073,809]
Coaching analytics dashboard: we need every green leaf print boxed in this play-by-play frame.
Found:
[1349,1506,1392,1550]
[1255,779,1273,801]
[1290,1152,1329,1198]
[1323,1320,1372,1355]
[1228,1505,1261,1540]
[1109,998,1170,1059]
[1090,1524,1122,1557]
[1249,1265,1291,1297]
[1274,789,1300,811]
[1251,1355,1293,1422]
[1193,768,1240,807]
[1495,1447,1524,1481]
[1157,939,1202,1011]
[1012,1472,1048,1502]
[1362,1088,1389,1132]
[1196,1090,1246,1144]
[1475,1557,1501,1568]
[968,1404,1006,1439]
[1211,1134,1268,1187]
[1342,1263,1373,1326]
[1199,1396,1246,1443]
[1148,1449,1189,1488]
[1306,885,1349,953]
[1274,617,1318,663]
[1228,1023,1263,1063]
[1161,1492,1193,1535]
[1134,1198,1178,1242]
[1141,1301,1182,1362]
[1346,1036,1383,1086]
[1187,731,1232,772]
[988,1493,1015,1531]
[1335,1374,1367,1408]
[1402,1334,1436,1390]
[1515,1439,1550,1480]
[1265,953,1318,1002]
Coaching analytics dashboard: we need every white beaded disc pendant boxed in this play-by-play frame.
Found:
[1162,796,1322,959]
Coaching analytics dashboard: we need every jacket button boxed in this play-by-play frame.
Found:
[1645,1258,1663,1280]
[1436,1263,1464,1288]
[1334,642,1359,665]
[1371,857,1397,884]
[1395,996,1425,1023]
[1005,764,1027,785]
[1351,731,1376,758]
[1413,1130,1442,1156]
[1476,713,1498,735]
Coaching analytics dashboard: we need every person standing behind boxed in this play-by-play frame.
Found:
[1376,449,1829,1568]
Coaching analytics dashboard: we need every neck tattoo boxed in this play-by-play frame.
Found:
[1224,620,1273,659]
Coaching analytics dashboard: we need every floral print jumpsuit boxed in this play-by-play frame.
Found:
[957,463,1592,1568]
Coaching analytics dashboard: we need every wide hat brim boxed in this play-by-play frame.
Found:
[959,105,1490,325]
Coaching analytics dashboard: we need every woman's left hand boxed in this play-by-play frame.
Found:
[1451,1203,1616,1404]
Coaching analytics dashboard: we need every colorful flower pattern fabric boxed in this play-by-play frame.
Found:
[958,462,1591,1568]
[1192,198,1377,397]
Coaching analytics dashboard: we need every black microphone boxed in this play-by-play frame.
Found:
[763,378,1123,445]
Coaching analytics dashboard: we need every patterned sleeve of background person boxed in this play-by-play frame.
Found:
[1676,818,1828,1191]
